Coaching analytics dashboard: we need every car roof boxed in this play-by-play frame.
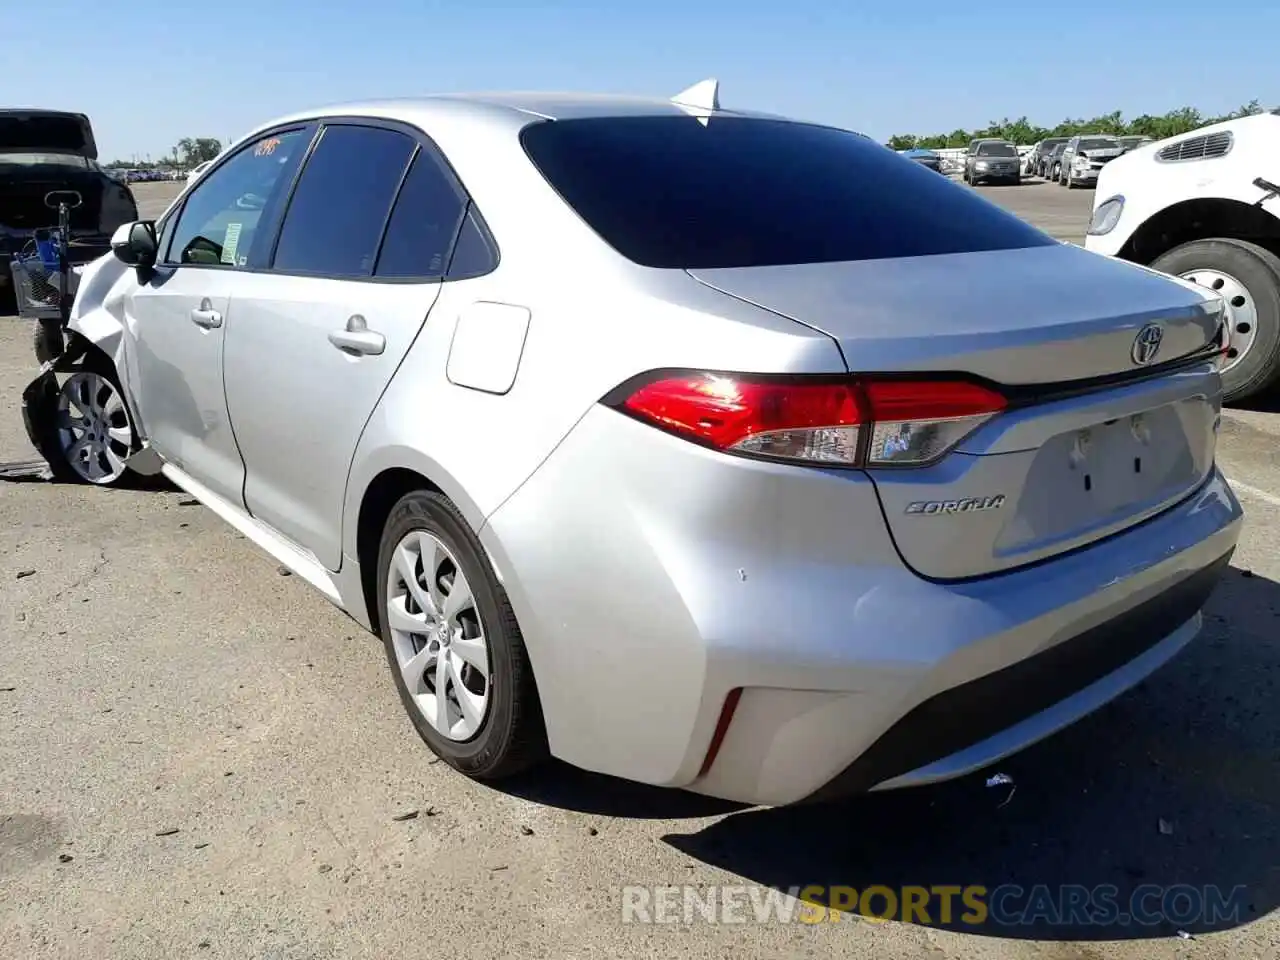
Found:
[236,91,799,144]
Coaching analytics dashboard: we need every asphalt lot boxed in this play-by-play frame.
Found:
[2,179,1278,960]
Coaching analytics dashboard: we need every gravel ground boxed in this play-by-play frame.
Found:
[1,179,1277,960]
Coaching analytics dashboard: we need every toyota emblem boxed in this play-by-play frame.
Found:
[1131,323,1164,366]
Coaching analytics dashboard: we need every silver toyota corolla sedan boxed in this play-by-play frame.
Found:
[23,82,1243,807]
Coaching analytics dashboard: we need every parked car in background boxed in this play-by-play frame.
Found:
[187,158,214,183]
[1044,141,1068,182]
[0,108,139,298]
[23,84,1239,807]
[1086,112,1280,403]
[900,147,944,173]
[1030,137,1069,177]
[1058,134,1125,189]
[963,139,1021,185]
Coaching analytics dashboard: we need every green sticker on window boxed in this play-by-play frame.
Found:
[221,222,242,265]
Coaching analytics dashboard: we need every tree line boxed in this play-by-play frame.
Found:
[887,100,1272,150]
[104,137,224,170]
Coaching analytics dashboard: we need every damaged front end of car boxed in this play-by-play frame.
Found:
[19,243,163,479]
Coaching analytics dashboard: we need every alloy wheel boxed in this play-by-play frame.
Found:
[1178,267,1258,374]
[55,371,133,484]
[385,530,492,741]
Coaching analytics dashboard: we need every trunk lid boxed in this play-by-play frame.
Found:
[0,110,97,159]
[0,168,108,233]
[689,243,1224,579]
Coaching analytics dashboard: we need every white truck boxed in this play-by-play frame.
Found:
[1084,111,1280,403]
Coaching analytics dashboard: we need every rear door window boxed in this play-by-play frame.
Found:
[520,116,1054,270]
[373,147,469,280]
[272,124,416,278]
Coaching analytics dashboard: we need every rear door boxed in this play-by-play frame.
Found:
[220,120,468,569]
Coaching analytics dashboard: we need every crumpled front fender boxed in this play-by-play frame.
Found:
[61,252,151,442]
[66,252,131,370]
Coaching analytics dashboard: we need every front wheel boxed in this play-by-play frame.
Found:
[1151,238,1280,403]
[375,489,548,781]
[34,356,139,486]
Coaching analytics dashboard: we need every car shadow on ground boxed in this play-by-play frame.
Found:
[0,458,176,491]
[1234,391,1280,415]
[503,564,1279,942]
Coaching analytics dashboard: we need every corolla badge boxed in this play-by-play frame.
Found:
[1131,323,1163,366]
[905,495,1006,516]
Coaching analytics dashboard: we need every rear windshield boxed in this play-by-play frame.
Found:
[975,142,1017,157]
[1078,138,1120,151]
[519,117,1053,269]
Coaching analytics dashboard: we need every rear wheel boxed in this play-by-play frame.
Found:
[375,489,548,780]
[1150,238,1280,403]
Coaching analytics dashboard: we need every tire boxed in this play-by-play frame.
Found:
[375,489,548,780]
[1149,238,1280,403]
[34,352,139,486]
[33,319,65,365]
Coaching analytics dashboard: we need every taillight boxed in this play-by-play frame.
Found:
[609,372,1006,468]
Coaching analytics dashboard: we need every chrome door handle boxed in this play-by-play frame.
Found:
[328,315,385,356]
[190,299,222,329]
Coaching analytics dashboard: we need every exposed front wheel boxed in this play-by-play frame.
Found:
[1151,238,1280,403]
[35,357,138,486]
[375,489,548,780]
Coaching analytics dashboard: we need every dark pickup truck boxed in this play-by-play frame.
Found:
[1,109,139,299]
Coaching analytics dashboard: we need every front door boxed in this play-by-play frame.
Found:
[122,125,314,504]
[221,123,468,569]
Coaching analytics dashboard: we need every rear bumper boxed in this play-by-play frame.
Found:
[807,546,1230,801]
[483,404,1243,806]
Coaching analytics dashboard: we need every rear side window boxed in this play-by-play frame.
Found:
[520,117,1054,270]
[374,148,468,279]
[444,205,499,280]
[273,124,416,277]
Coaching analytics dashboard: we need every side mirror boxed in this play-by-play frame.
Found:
[111,220,158,268]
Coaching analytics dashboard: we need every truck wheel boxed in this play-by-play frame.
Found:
[1151,238,1280,404]
[33,319,65,365]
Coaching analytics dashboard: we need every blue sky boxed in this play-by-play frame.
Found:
[14,0,1278,161]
